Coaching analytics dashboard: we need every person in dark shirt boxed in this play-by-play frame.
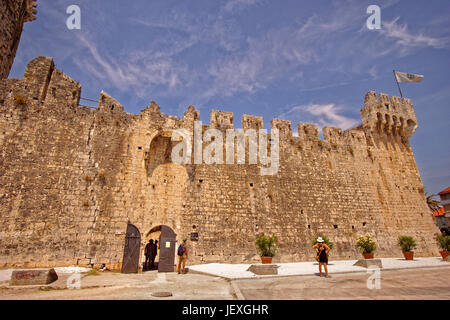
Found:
[152,240,158,269]
[312,237,331,278]
[144,239,155,270]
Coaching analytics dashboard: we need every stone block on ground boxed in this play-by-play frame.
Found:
[445,255,450,262]
[353,259,383,269]
[10,268,58,286]
[247,264,279,275]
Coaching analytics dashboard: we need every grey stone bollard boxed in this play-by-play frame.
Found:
[353,259,383,268]
[247,264,279,275]
[10,268,58,286]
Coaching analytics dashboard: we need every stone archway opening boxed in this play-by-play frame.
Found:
[143,225,177,272]
[146,131,183,178]
[142,226,162,271]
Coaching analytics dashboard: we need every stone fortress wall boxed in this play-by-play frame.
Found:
[0,57,439,270]
[0,0,37,80]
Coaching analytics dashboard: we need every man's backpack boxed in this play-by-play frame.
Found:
[177,244,185,256]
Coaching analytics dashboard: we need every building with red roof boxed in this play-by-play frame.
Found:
[438,187,450,215]
[438,187,450,196]
[434,187,450,234]
[432,207,445,217]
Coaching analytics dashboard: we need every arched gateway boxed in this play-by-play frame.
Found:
[121,224,177,273]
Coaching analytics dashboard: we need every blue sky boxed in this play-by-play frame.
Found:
[10,0,450,195]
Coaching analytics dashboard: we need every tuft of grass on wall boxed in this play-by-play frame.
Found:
[86,269,99,276]
[349,146,354,155]
[97,171,106,181]
[13,94,27,106]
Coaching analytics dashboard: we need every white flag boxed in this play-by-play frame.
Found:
[394,71,424,83]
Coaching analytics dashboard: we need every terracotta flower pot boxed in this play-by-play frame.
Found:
[363,252,374,259]
[261,256,272,264]
[402,251,414,260]
[439,250,450,260]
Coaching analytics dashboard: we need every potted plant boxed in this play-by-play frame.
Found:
[356,234,377,259]
[254,231,278,264]
[398,236,417,260]
[436,233,450,260]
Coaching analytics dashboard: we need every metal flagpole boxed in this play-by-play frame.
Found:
[393,69,403,98]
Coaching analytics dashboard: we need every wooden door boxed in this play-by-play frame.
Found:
[121,224,141,273]
[158,225,177,272]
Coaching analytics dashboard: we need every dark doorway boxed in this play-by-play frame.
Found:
[121,224,141,273]
[158,225,177,272]
[143,226,162,271]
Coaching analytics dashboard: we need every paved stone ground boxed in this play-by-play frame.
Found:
[232,266,450,300]
[0,263,449,300]
[0,270,235,300]
[189,257,449,279]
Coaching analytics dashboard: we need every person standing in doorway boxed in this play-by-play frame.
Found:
[144,239,155,270]
[312,237,330,278]
[151,239,158,269]
[177,238,188,274]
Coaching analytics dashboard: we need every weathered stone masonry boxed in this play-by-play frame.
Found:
[0,57,440,270]
[0,0,37,79]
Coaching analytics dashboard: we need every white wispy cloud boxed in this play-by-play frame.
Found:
[69,2,450,104]
[221,0,262,13]
[131,13,243,53]
[201,5,367,98]
[202,23,319,98]
[74,34,188,99]
[279,104,360,130]
[27,1,449,108]
[382,17,448,50]
[369,66,378,80]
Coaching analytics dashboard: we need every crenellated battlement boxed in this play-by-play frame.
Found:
[210,110,234,129]
[297,123,319,141]
[323,127,366,147]
[24,0,38,22]
[361,91,417,138]
[242,114,263,130]
[98,91,124,113]
[271,119,292,137]
[3,56,81,109]
[23,56,54,102]
[182,105,200,129]
[45,68,81,108]
[322,127,343,144]
[1,57,422,148]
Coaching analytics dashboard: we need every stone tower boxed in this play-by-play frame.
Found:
[0,0,37,79]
